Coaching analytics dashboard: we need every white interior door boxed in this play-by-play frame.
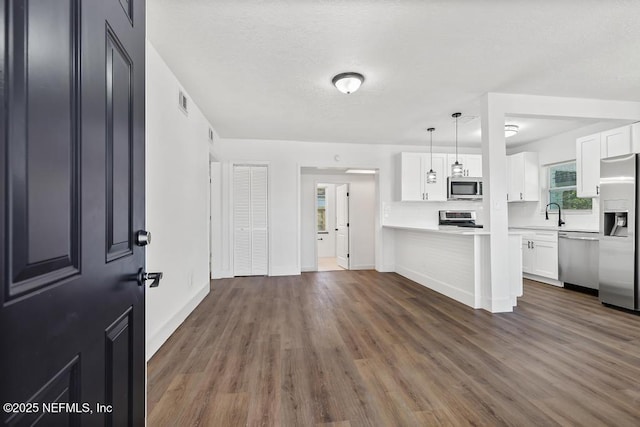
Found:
[233,166,252,275]
[336,184,349,269]
[233,165,268,276]
[250,167,268,275]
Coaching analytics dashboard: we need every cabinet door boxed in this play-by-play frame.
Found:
[576,133,601,198]
[424,153,447,201]
[507,154,523,202]
[522,239,534,273]
[401,152,424,201]
[533,240,558,279]
[601,126,632,158]
[465,154,483,177]
[508,152,539,202]
[522,152,539,201]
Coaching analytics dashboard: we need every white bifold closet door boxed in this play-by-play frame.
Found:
[233,165,268,276]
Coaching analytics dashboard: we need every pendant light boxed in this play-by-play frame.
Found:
[426,127,437,183]
[451,112,464,177]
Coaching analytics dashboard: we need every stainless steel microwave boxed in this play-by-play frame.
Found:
[448,177,483,200]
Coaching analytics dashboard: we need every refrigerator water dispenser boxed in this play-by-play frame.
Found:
[603,212,628,237]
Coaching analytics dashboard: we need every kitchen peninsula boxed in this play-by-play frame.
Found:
[383,224,523,311]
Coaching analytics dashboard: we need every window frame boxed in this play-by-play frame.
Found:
[316,185,328,232]
[543,160,593,213]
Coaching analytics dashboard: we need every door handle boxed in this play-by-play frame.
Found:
[520,192,523,200]
[596,185,599,195]
[137,268,163,287]
[135,230,151,246]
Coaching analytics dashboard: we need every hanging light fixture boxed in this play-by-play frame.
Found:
[426,127,437,183]
[332,72,364,94]
[451,112,464,177]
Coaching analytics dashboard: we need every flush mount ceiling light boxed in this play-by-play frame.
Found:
[426,128,437,184]
[505,124,519,138]
[332,72,364,94]
[451,112,464,177]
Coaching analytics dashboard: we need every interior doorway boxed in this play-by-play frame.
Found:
[300,167,376,273]
[316,183,347,271]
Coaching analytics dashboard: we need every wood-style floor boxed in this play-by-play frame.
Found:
[147,272,640,426]
[317,257,345,272]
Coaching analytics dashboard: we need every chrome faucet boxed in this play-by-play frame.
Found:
[545,202,565,227]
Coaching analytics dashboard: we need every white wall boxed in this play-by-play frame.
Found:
[211,138,482,276]
[301,174,376,271]
[507,121,623,231]
[146,42,213,360]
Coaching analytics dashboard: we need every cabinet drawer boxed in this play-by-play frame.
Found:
[533,232,558,243]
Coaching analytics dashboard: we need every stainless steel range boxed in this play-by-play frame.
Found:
[438,210,483,228]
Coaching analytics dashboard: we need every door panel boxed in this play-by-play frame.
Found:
[533,241,558,279]
[1,0,146,425]
[106,28,134,262]
[233,165,268,276]
[400,152,423,201]
[5,0,81,300]
[577,134,601,198]
[601,126,632,158]
[336,184,349,269]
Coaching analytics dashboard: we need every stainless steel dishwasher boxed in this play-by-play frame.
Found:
[558,231,599,289]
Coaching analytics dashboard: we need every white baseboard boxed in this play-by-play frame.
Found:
[377,264,395,273]
[146,283,210,361]
[523,273,563,287]
[395,265,475,308]
[301,266,315,272]
[212,269,233,279]
[350,264,375,270]
[269,267,301,276]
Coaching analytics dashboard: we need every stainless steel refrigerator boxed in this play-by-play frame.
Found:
[599,153,640,311]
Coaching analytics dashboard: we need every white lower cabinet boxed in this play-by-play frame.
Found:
[521,235,535,274]
[519,230,558,280]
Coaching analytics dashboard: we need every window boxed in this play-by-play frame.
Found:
[548,161,592,211]
[317,186,327,231]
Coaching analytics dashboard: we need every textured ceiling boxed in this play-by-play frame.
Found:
[148,0,640,146]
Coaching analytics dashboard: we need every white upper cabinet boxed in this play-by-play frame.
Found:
[399,152,447,201]
[576,123,640,199]
[507,152,539,202]
[400,152,424,201]
[576,133,601,198]
[446,154,482,177]
[600,125,632,158]
[426,153,447,201]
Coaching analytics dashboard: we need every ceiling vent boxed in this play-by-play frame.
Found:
[178,90,188,116]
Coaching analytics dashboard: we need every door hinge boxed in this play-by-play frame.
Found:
[347,192,349,196]
[347,223,349,227]
[347,254,350,258]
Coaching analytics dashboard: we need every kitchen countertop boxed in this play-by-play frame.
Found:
[509,225,599,233]
[383,224,600,234]
[383,224,523,236]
